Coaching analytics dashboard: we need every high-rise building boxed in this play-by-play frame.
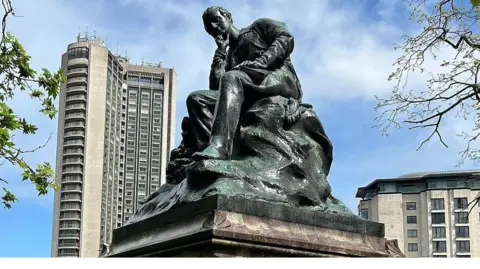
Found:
[50,35,176,257]
[121,63,176,222]
[356,170,480,258]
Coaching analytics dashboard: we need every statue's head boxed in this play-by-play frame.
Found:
[202,6,233,39]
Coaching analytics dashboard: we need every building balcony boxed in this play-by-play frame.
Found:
[65,94,86,104]
[62,151,84,157]
[62,164,83,173]
[66,86,87,95]
[59,206,81,212]
[61,178,82,184]
[60,187,82,194]
[66,77,88,87]
[67,68,88,77]
[57,244,80,249]
[64,122,85,131]
[67,58,88,68]
[58,226,80,230]
[58,253,79,257]
[58,234,80,240]
[60,182,82,189]
[59,196,82,203]
[62,159,83,166]
[62,169,83,176]
[63,143,84,150]
[58,216,81,221]
[63,131,85,139]
[65,104,86,112]
[65,113,86,122]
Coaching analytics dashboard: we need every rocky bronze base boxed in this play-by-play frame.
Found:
[104,195,404,257]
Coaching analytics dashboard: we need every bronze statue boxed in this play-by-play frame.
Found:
[132,6,355,223]
[187,6,302,160]
[104,7,406,258]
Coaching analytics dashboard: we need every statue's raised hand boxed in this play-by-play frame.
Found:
[215,34,229,52]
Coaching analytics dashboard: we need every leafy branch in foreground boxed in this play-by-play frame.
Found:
[0,0,66,208]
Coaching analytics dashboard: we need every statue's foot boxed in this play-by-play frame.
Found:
[192,145,228,160]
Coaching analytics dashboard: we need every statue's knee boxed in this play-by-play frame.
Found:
[221,70,244,83]
[186,91,201,107]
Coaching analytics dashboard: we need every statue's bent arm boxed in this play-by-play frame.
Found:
[208,48,228,90]
[254,18,295,69]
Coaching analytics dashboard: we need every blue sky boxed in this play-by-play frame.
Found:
[0,0,477,257]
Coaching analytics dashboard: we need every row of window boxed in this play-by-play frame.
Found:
[67,47,89,60]
[406,212,469,225]
[406,197,471,211]
[407,241,470,253]
[407,226,469,239]
[127,76,164,85]
[361,197,477,220]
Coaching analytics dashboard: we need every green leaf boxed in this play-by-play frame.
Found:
[2,187,18,209]
[471,0,480,7]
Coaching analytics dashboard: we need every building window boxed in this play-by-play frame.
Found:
[433,241,447,252]
[67,47,89,59]
[454,197,468,210]
[359,209,368,219]
[432,227,446,238]
[456,241,470,252]
[406,202,416,210]
[407,229,417,238]
[454,212,469,224]
[455,226,469,238]
[407,216,417,224]
[407,243,418,252]
[431,198,444,210]
[431,213,445,224]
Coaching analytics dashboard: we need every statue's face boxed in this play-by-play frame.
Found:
[204,9,231,39]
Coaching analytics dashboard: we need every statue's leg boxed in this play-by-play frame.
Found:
[186,90,219,151]
[193,70,253,160]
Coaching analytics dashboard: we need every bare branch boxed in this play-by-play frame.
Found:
[375,0,480,164]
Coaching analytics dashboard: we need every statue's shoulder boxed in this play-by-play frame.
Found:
[250,17,286,29]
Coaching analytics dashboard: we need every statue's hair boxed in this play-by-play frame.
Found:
[202,6,233,35]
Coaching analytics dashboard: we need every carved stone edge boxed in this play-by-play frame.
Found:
[105,209,405,257]
[209,210,405,258]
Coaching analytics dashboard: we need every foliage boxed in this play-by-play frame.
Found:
[0,0,65,208]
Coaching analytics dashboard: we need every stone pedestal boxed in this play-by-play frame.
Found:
[105,195,404,257]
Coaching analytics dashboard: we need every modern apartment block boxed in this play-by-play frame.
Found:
[356,170,480,258]
[121,62,176,222]
[50,35,176,258]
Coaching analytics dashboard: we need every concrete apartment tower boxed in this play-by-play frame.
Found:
[356,170,480,258]
[50,35,176,257]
